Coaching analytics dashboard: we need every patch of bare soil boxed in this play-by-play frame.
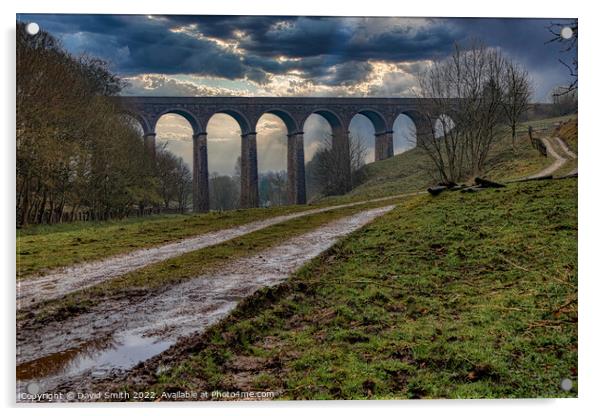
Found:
[16,205,394,401]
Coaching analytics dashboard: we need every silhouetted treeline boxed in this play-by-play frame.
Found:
[16,22,191,227]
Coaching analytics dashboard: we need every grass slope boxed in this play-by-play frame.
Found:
[556,117,578,154]
[320,147,434,204]
[552,118,578,177]
[138,179,577,399]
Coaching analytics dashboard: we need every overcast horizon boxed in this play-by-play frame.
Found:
[17,14,576,175]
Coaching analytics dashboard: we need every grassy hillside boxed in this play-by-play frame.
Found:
[319,115,575,204]
[556,118,578,154]
[551,118,578,177]
[485,116,576,182]
[135,178,577,399]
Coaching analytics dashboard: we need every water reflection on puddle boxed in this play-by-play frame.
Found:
[17,331,172,392]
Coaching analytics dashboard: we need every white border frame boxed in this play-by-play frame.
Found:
[2,1,598,415]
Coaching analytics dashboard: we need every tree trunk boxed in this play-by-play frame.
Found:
[511,124,517,152]
[19,178,31,227]
[36,189,47,224]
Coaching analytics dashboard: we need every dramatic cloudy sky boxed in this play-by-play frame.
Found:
[18,14,576,175]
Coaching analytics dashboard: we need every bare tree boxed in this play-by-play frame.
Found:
[307,132,368,196]
[551,86,578,116]
[501,60,532,150]
[209,172,240,211]
[546,20,578,95]
[174,159,192,212]
[349,133,369,182]
[416,41,509,183]
[156,145,192,211]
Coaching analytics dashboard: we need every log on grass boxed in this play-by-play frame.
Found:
[427,186,449,196]
[474,177,506,188]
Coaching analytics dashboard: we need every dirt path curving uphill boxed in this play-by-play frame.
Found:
[524,137,568,180]
[554,137,578,175]
[17,194,418,309]
[16,205,395,400]
[554,136,576,159]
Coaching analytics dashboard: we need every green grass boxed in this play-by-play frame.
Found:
[20,196,408,325]
[136,179,577,399]
[321,147,434,204]
[481,130,551,182]
[16,203,348,279]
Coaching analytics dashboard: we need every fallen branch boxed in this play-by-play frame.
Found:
[552,297,577,314]
[475,177,506,188]
[427,185,449,196]
[511,175,554,183]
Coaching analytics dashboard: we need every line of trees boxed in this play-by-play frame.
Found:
[156,144,192,212]
[209,172,240,211]
[416,41,533,184]
[16,22,191,227]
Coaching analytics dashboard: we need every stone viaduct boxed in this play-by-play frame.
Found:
[118,96,442,212]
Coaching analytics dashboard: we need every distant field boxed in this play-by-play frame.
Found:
[142,178,577,399]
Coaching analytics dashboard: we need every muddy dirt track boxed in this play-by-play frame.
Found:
[523,136,577,180]
[16,205,395,400]
[17,194,416,310]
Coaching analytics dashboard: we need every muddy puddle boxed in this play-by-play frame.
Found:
[17,194,411,309]
[16,205,395,401]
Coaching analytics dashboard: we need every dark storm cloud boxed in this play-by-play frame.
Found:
[163,15,296,39]
[17,14,250,78]
[446,17,576,70]
[16,14,456,75]
[17,14,576,99]
[445,17,577,100]
[315,61,374,86]
[240,17,460,61]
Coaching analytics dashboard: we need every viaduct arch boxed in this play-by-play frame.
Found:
[118,96,445,212]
